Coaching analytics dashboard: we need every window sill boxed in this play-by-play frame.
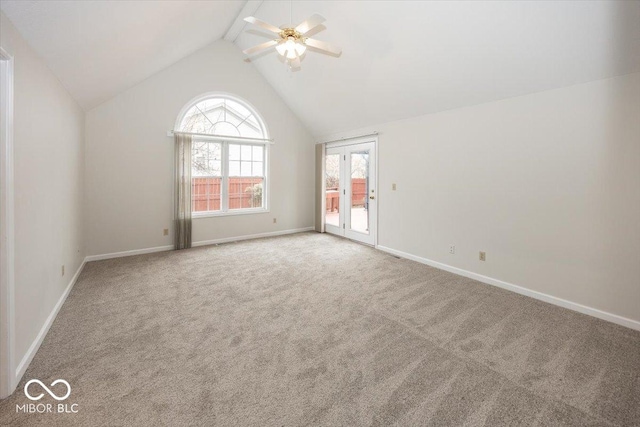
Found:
[193,208,269,219]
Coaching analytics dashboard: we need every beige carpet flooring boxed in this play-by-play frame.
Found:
[1,232,639,426]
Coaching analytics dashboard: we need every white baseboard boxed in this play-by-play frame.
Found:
[192,227,315,247]
[85,227,316,261]
[11,227,316,391]
[85,245,174,262]
[376,245,640,332]
[14,259,87,383]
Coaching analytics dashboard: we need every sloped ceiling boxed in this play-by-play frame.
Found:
[1,1,638,136]
[236,1,640,138]
[0,0,245,109]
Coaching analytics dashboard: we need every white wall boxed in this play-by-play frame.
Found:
[0,12,85,377]
[85,41,315,256]
[321,73,640,324]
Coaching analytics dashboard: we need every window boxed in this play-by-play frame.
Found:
[178,95,269,216]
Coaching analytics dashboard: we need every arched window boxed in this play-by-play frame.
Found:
[176,94,270,216]
[179,96,266,140]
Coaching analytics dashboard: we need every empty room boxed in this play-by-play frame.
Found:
[0,0,639,425]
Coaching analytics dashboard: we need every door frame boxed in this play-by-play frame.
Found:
[324,136,378,246]
[0,46,15,398]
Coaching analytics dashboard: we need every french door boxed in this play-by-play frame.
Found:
[324,141,376,245]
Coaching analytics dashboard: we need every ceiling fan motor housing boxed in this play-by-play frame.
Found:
[279,28,303,42]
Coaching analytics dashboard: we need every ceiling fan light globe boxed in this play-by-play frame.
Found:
[285,49,297,60]
[275,43,287,56]
[294,43,306,56]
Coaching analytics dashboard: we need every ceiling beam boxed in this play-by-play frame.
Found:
[224,0,264,43]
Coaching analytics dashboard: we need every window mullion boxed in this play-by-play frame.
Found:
[221,141,229,212]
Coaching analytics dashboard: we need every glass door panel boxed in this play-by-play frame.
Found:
[344,142,375,245]
[324,149,343,233]
[349,150,370,234]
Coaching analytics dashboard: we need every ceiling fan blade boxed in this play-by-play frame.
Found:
[245,29,279,39]
[244,16,282,34]
[243,40,278,56]
[304,38,342,56]
[303,24,326,38]
[295,13,326,35]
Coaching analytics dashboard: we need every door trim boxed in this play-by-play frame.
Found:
[0,46,15,398]
[325,136,378,247]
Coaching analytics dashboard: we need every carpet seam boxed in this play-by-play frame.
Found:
[370,306,619,427]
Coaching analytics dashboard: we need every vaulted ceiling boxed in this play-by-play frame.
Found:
[2,1,639,138]
[236,1,640,138]
[0,0,244,109]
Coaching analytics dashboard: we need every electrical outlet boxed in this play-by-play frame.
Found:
[273,218,277,224]
[479,251,486,261]
[449,245,455,254]
[163,228,169,236]
[61,265,65,276]
[392,183,397,191]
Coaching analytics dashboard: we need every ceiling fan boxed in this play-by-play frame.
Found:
[242,13,342,71]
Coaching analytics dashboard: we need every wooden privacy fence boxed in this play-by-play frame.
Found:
[192,177,263,212]
[326,178,367,212]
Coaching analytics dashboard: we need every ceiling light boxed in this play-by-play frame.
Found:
[276,37,306,60]
[294,41,306,56]
[242,13,341,71]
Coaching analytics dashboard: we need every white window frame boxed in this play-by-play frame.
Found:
[174,93,271,219]
[191,138,269,218]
